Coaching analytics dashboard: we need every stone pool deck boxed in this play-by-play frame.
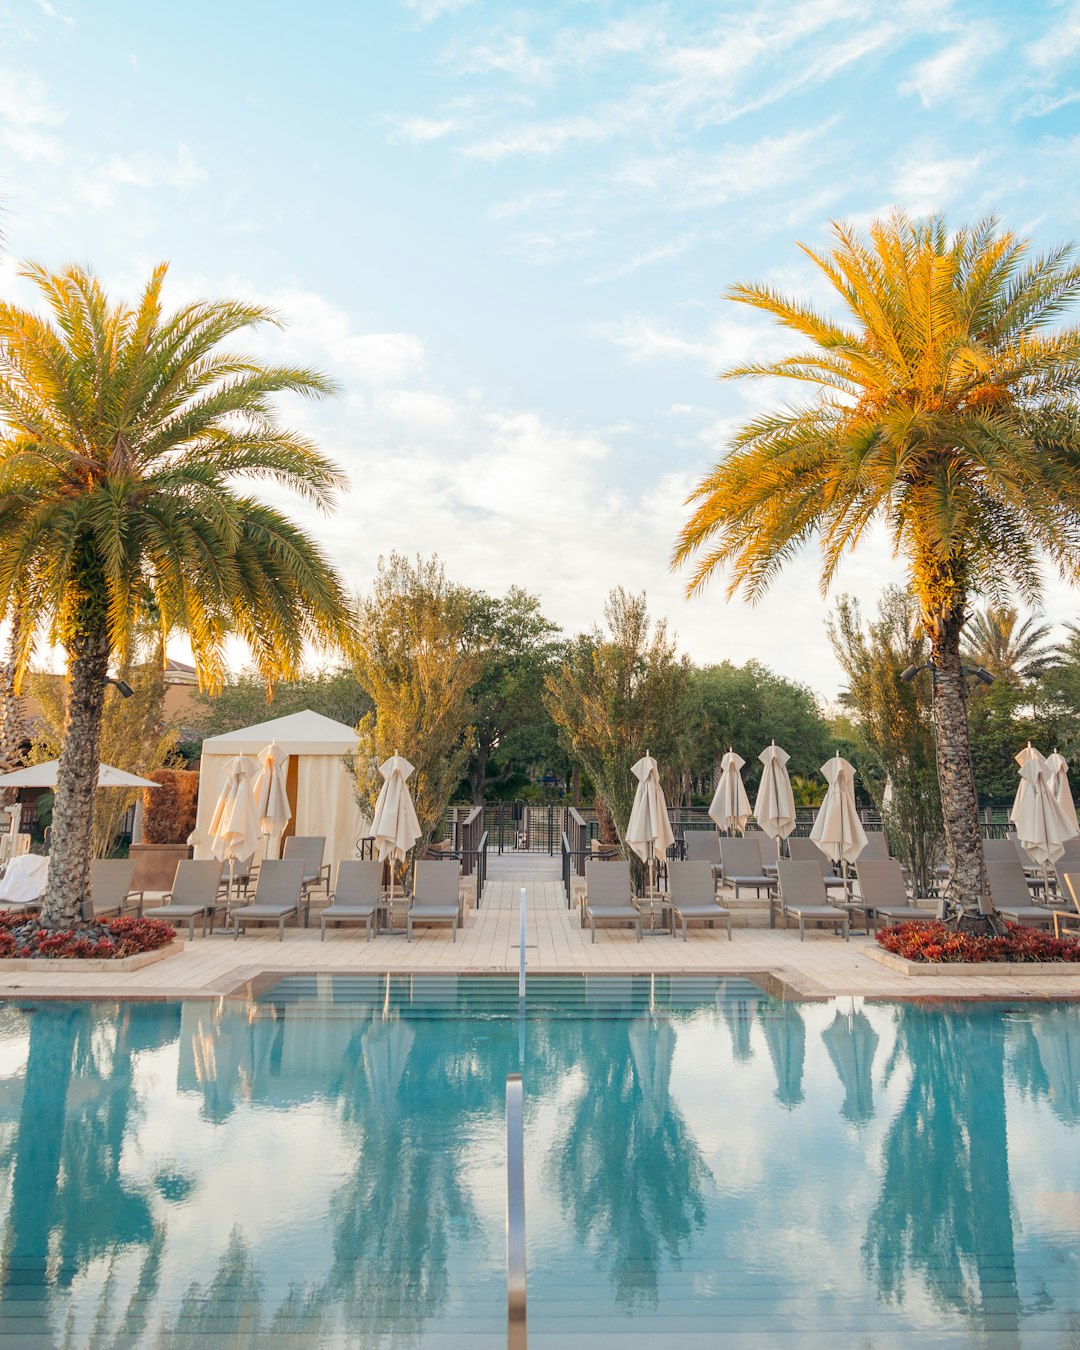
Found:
[2,853,1078,1003]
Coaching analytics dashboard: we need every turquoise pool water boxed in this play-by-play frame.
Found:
[0,976,1077,1348]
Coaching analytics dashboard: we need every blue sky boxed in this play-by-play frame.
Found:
[2,0,1080,695]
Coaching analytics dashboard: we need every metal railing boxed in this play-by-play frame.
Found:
[505,1073,527,1350]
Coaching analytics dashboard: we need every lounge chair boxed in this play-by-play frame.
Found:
[407,861,462,942]
[855,859,935,932]
[232,859,307,940]
[860,831,889,861]
[282,836,330,916]
[583,861,642,943]
[1057,874,1080,939]
[985,857,1060,928]
[321,860,382,941]
[140,859,226,939]
[720,837,778,900]
[667,860,731,941]
[982,836,1019,864]
[684,830,722,869]
[753,832,779,875]
[83,859,141,922]
[777,860,849,941]
[785,837,846,892]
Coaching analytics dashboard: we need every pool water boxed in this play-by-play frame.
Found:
[0,976,1077,1348]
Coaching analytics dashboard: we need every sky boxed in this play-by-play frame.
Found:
[2,0,1080,698]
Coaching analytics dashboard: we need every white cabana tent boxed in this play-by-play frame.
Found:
[192,711,367,872]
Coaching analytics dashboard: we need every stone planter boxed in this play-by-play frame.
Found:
[0,941,183,972]
[868,946,1080,978]
[129,842,193,893]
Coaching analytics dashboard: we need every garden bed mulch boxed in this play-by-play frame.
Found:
[0,913,182,971]
[870,919,1080,977]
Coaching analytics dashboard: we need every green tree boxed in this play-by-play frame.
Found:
[462,587,563,803]
[674,212,1080,921]
[679,660,831,801]
[189,667,373,746]
[352,554,482,858]
[828,588,943,895]
[962,604,1058,684]
[1038,623,1080,760]
[545,589,688,860]
[0,263,353,926]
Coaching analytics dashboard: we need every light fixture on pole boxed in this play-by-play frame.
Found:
[104,676,134,698]
[900,661,994,686]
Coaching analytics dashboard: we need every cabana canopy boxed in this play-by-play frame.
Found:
[193,711,366,872]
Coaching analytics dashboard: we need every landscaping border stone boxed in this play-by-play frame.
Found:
[0,941,184,973]
[867,946,1080,978]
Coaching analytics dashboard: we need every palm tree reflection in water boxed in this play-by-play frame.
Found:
[545,1010,713,1309]
[864,1005,1021,1349]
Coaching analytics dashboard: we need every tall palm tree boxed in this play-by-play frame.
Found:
[673,212,1080,919]
[962,603,1058,683]
[0,262,354,926]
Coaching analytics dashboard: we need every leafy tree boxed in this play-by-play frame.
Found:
[28,638,178,857]
[966,678,1067,804]
[674,212,1080,922]
[189,667,373,746]
[0,263,352,926]
[545,589,688,860]
[962,604,1058,684]
[1038,623,1080,759]
[679,660,831,801]
[352,554,482,858]
[462,587,563,803]
[828,588,943,895]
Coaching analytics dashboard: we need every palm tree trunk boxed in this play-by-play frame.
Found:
[0,610,26,774]
[927,608,990,921]
[41,556,111,928]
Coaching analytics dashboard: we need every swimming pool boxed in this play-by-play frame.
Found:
[0,975,1076,1347]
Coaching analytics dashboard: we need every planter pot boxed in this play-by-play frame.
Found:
[129,842,193,893]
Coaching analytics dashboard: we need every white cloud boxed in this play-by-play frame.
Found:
[585,232,699,285]
[1025,0,1080,73]
[386,114,462,144]
[0,68,63,126]
[35,0,74,24]
[400,0,474,23]
[600,314,792,374]
[891,151,985,215]
[1,125,65,163]
[79,144,207,209]
[899,28,1003,109]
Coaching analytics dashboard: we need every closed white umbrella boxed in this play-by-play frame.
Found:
[371,754,422,913]
[811,755,867,900]
[0,760,160,789]
[755,743,797,867]
[209,754,262,897]
[252,740,291,860]
[1010,745,1077,877]
[626,752,675,896]
[709,750,751,834]
[1044,751,1079,839]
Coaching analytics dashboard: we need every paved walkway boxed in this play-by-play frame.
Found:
[1,853,1078,1002]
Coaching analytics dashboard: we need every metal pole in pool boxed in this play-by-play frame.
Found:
[506,1073,527,1350]
[519,885,527,1001]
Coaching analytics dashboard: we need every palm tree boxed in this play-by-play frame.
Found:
[673,212,1080,919]
[0,262,354,927]
[962,603,1058,682]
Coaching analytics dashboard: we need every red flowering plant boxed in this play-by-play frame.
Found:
[877,919,1080,964]
[0,911,175,959]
